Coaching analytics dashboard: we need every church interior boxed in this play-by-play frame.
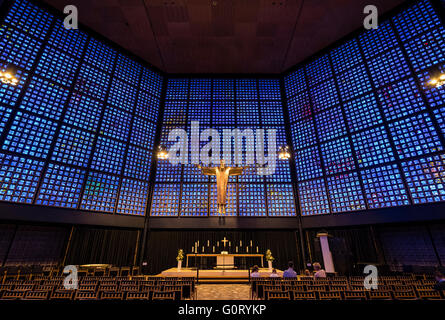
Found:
[0,0,444,304]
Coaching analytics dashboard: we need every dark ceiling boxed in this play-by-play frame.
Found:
[43,0,406,74]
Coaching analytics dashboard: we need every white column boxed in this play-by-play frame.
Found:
[316,232,335,273]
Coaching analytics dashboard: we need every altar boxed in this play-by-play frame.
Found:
[186,253,264,269]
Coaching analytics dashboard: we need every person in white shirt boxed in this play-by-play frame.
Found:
[313,262,327,278]
[250,265,261,278]
[269,268,280,278]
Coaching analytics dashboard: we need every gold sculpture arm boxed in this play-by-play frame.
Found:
[195,164,216,176]
[228,167,245,176]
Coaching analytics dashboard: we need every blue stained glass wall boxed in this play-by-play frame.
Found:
[284,0,445,216]
[0,0,162,215]
[152,77,295,217]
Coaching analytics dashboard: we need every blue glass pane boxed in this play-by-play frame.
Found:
[107,78,137,112]
[48,20,88,58]
[238,163,263,183]
[359,20,398,59]
[336,64,372,101]
[287,91,311,123]
[237,101,259,125]
[84,38,116,73]
[164,101,187,125]
[0,25,42,70]
[295,146,323,181]
[361,164,409,209]
[124,145,152,181]
[321,137,355,175]
[238,184,266,216]
[434,107,445,139]
[417,63,445,108]
[20,76,69,120]
[327,172,366,213]
[306,55,332,87]
[330,39,362,74]
[266,161,291,183]
[212,101,235,125]
[140,68,163,98]
[114,53,142,83]
[35,47,80,87]
[213,79,234,100]
[180,184,208,216]
[352,126,395,168]
[156,161,182,182]
[284,67,306,97]
[367,47,411,88]
[2,111,57,158]
[75,64,111,101]
[343,93,382,132]
[315,107,346,142]
[190,79,211,100]
[36,163,85,208]
[63,94,103,131]
[388,112,443,159]
[0,106,13,136]
[100,106,131,141]
[166,79,188,100]
[151,184,180,216]
[116,178,149,215]
[80,171,120,213]
[259,79,281,100]
[402,153,445,204]
[393,0,441,42]
[298,178,330,215]
[236,79,257,100]
[0,63,28,106]
[131,117,156,150]
[0,152,44,204]
[377,77,426,121]
[291,118,316,150]
[136,91,160,122]
[260,101,284,125]
[310,79,339,113]
[91,136,126,174]
[404,26,445,72]
[183,164,208,183]
[266,184,295,216]
[4,0,52,40]
[210,183,236,216]
[51,125,94,167]
[189,101,211,125]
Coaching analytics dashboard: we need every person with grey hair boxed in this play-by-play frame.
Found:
[313,262,326,279]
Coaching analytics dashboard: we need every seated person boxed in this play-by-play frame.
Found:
[250,265,261,278]
[270,268,280,278]
[313,262,326,278]
[303,269,312,277]
[283,261,297,278]
[434,271,445,291]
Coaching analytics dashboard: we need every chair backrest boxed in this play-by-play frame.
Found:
[99,284,118,292]
[267,291,290,300]
[14,284,35,291]
[100,291,123,300]
[368,291,392,300]
[307,285,326,292]
[416,289,443,300]
[319,291,342,300]
[126,291,149,300]
[344,290,366,300]
[74,290,98,300]
[50,290,75,300]
[23,290,49,300]
[0,290,25,300]
[120,285,139,292]
[152,291,175,301]
[329,285,347,291]
[292,291,316,300]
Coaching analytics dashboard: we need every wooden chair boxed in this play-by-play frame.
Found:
[74,290,98,301]
[33,284,54,292]
[13,284,35,291]
[0,290,25,300]
[126,291,149,300]
[307,285,326,292]
[329,285,347,291]
[23,290,49,300]
[367,291,392,300]
[50,290,75,300]
[152,291,175,301]
[78,284,97,291]
[319,291,342,301]
[344,290,367,300]
[393,290,417,300]
[293,291,317,300]
[120,267,131,277]
[267,291,290,300]
[98,284,118,292]
[415,284,434,291]
[120,280,137,286]
[120,285,139,292]
[100,291,123,300]
[416,290,443,300]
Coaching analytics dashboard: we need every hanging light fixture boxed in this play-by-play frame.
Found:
[278,145,291,160]
[156,145,169,160]
[426,65,445,88]
[0,64,19,86]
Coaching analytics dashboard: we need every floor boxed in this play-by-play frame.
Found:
[195,284,252,300]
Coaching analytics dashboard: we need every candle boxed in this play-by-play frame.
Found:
[213,246,215,253]
[207,240,210,246]
[197,241,199,247]
[217,241,219,247]
[229,241,231,247]
[236,246,238,253]
[202,246,204,253]
[246,246,249,253]
[240,240,242,246]
[250,240,253,246]
[192,247,194,253]
[256,246,258,253]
